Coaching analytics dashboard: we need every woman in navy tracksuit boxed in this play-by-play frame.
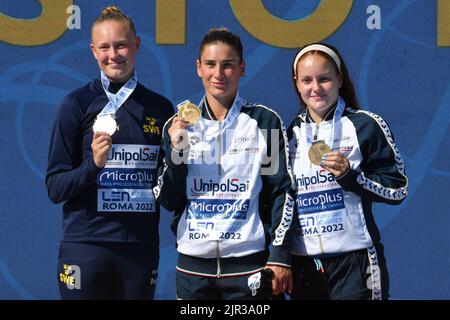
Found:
[46,6,173,299]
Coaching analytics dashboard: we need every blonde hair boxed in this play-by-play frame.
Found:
[91,5,136,36]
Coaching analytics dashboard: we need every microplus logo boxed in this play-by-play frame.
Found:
[297,188,345,215]
[296,169,335,190]
[190,178,250,196]
[187,199,250,219]
[108,146,158,165]
[98,169,154,187]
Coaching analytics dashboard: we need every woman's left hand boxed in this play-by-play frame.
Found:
[320,151,350,178]
[267,265,293,295]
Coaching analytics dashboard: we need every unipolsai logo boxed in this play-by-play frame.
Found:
[59,264,81,290]
[108,146,158,165]
[190,178,250,197]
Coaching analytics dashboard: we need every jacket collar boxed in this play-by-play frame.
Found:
[297,96,346,124]
[197,92,244,133]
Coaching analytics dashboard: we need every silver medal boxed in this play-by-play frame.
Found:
[93,114,117,135]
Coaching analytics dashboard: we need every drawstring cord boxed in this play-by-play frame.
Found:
[314,258,325,273]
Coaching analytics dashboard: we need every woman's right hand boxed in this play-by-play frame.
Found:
[168,116,190,150]
[91,132,112,168]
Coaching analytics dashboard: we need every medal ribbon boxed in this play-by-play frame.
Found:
[97,70,138,118]
[191,93,243,140]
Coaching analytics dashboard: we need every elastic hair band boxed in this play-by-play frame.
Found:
[293,44,341,76]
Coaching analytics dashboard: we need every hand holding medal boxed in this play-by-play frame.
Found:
[168,100,200,150]
[92,114,115,167]
[318,150,350,178]
[91,131,112,168]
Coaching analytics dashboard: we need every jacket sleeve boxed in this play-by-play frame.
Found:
[152,117,188,212]
[45,95,101,204]
[335,112,408,204]
[260,114,296,268]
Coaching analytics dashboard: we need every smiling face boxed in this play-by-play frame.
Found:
[295,53,342,122]
[90,20,140,83]
[196,42,245,107]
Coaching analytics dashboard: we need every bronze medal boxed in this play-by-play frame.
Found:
[308,141,331,165]
[177,100,200,125]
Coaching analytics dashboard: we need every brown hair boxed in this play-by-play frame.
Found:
[198,27,243,62]
[292,43,360,110]
[91,5,137,37]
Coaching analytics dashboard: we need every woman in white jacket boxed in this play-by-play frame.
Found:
[154,27,295,300]
[287,43,408,300]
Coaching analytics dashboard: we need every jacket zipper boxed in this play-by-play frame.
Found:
[318,235,324,255]
[217,121,222,175]
[313,123,319,141]
[216,121,222,277]
[314,123,324,254]
[216,240,222,277]
[311,124,320,169]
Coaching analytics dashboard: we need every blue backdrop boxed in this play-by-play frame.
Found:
[0,0,448,299]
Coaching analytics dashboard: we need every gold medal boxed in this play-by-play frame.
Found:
[177,100,200,125]
[308,141,331,165]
